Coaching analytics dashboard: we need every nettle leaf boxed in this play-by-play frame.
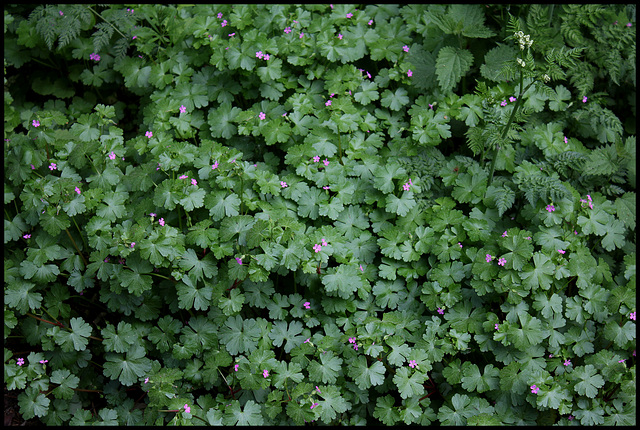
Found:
[436,46,473,92]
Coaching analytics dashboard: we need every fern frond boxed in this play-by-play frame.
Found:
[465,126,484,156]
[92,22,114,53]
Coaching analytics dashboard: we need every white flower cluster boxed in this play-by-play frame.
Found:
[514,30,533,50]
[517,58,526,68]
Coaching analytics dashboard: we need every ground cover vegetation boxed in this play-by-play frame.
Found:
[3,3,636,425]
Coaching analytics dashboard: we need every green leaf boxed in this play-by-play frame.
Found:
[176,273,212,311]
[354,80,380,105]
[537,384,571,410]
[322,264,363,299]
[223,400,264,426]
[380,87,410,111]
[17,386,50,419]
[347,355,386,390]
[219,315,261,356]
[393,367,426,399]
[56,317,92,352]
[317,385,351,424]
[508,312,549,351]
[178,248,218,281]
[5,280,42,313]
[373,395,401,425]
[603,320,635,348]
[385,191,417,217]
[49,369,80,400]
[600,218,626,252]
[614,192,636,229]
[435,46,473,92]
[308,351,343,384]
[218,288,245,316]
[571,365,605,398]
[101,321,138,353]
[269,320,305,353]
[519,252,555,291]
[273,360,304,389]
[205,191,241,221]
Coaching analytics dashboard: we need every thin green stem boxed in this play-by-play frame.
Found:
[65,228,88,267]
[86,6,127,39]
[72,215,87,250]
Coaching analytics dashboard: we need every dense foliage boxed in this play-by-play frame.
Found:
[4,4,636,425]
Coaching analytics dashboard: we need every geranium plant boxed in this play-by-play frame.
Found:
[4,4,635,426]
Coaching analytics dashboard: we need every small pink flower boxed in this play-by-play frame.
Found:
[145,131,153,138]
[264,54,270,61]
[509,96,516,102]
[191,179,197,186]
[39,359,48,364]
[564,359,571,366]
[280,181,287,188]
[360,264,364,272]
[212,161,219,170]
[407,69,412,77]
[49,163,57,170]
[323,186,330,190]
[325,100,332,106]
[284,26,292,34]
[582,96,587,103]
[321,238,328,247]
[131,242,135,248]
[618,359,625,363]
[530,385,539,394]
[458,242,462,248]
[304,301,310,309]
[630,312,636,321]
[144,377,149,384]
[303,338,310,343]
[502,231,508,237]
[403,45,409,52]
[549,354,553,358]
[30,164,35,169]
[259,112,266,120]
[500,100,507,107]
[179,105,186,113]
[299,32,304,38]
[568,415,574,421]
[132,35,137,40]
[564,136,568,144]
[109,152,116,160]
[159,218,165,226]
[234,364,239,371]
[338,33,343,40]
[353,344,358,350]
[310,402,319,409]
[313,155,320,163]
[75,186,81,194]
[437,307,444,315]
[349,337,356,344]
[221,19,227,27]
[368,20,373,25]
[228,33,235,37]
[545,204,555,212]
[32,119,40,127]
[498,257,506,266]
[558,249,565,254]
[346,12,353,18]
[323,158,329,166]
[217,12,223,19]
[179,175,188,179]
[408,360,417,368]
[263,369,269,378]
[495,323,499,330]
[59,11,63,16]
[149,213,156,218]
[184,404,191,413]
[313,244,322,253]
[256,50,263,59]
[403,182,410,191]
[17,357,25,366]
[586,194,592,202]
[23,234,31,239]
[235,257,242,265]
[627,22,632,27]
[485,254,493,263]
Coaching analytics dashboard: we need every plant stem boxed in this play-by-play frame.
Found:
[86,6,128,39]
[65,228,88,267]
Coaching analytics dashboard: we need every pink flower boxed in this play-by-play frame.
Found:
[530,385,539,394]
[159,218,165,226]
[498,257,506,266]
[563,359,571,366]
[349,337,356,344]
[338,33,343,40]
[323,158,329,166]
[360,264,364,272]
[259,112,266,120]
[281,181,287,188]
[235,257,242,265]
[145,131,153,138]
[630,312,636,321]
[586,194,591,202]
[304,301,310,309]
[49,163,57,170]
[263,369,269,378]
[353,344,358,350]
[179,105,186,113]
[310,402,319,409]
[627,22,632,27]
[509,96,517,102]
[30,164,35,169]
[109,152,116,160]
[485,254,493,263]
[149,213,156,218]
[407,69,412,77]
[144,377,149,384]
[313,244,322,253]
[191,179,197,186]
[23,234,31,239]
[323,186,330,190]
[500,100,507,107]
[403,45,409,52]
[316,386,321,393]
[59,11,63,16]
[75,186,81,194]
[458,242,462,248]
[184,404,191,413]
[618,359,625,363]
[325,100,332,106]
[131,242,135,248]
[221,19,227,27]
[303,338,310,343]
[228,33,235,37]
[321,238,328,247]
[284,26,292,34]
[582,96,587,103]
[234,364,239,371]
[179,175,188,179]
[408,360,417,368]
[256,51,263,59]
[437,307,444,315]
[17,358,24,366]
[368,19,373,25]
[346,12,353,18]
[568,415,574,421]
[545,204,555,212]
[564,136,568,144]
[313,155,320,163]
[212,161,219,170]
[264,54,270,61]
[502,231,508,237]
[558,249,565,254]
[495,323,499,330]
[299,32,304,38]
[39,359,48,364]
[217,12,223,19]
[32,119,40,127]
